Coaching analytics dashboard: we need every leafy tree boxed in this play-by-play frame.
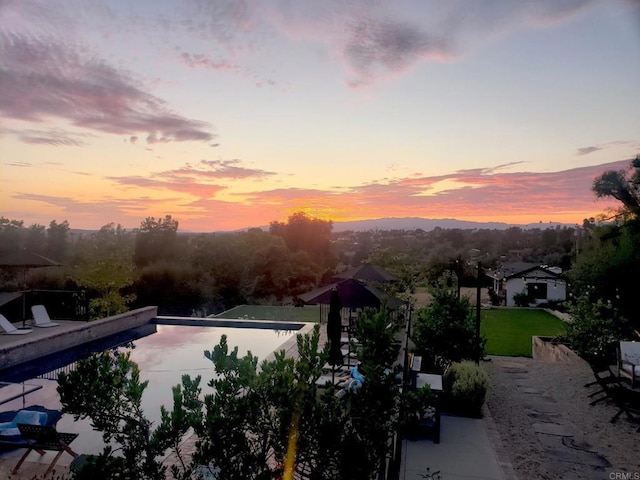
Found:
[189,233,250,310]
[592,155,640,221]
[365,247,421,295]
[26,223,46,253]
[133,261,206,316]
[269,212,335,271]
[73,223,136,318]
[565,294,633,367]
[46,219,70,260]
[348,307,403,476]
[247,240,321,301]
[413,276,485,372]
[134,215,181,267]
[0,217,25,254]
[354,307,401,369]
[569,157,640,330]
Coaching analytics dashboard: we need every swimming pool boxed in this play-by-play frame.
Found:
[0,321,301,455]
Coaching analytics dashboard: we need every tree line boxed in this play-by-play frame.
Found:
[1,156,638,326]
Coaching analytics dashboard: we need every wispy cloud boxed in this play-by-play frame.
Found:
[577,146,602,156]
[0,33,215,144]
[1,0,619,96]
[11,128,94,146]
[261,0,608,87]
[343,19,452,87]
[577,140,638,156]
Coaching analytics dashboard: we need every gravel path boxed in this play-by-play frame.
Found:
[485,355,640,480]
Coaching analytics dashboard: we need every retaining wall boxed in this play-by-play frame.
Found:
[532,335,581,363]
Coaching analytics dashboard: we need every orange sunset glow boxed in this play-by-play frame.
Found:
[1,1,638,231]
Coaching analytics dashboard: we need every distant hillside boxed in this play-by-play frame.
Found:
[331,217,572,232]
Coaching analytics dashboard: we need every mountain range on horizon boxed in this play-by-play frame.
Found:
[328,217,574,232]
[65,217,576,236]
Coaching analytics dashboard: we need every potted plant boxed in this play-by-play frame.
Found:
[400,385,436,439]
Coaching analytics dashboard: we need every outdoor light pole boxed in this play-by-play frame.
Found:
[475,261,482,365]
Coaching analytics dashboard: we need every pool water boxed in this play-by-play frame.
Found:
[0,323,299,455]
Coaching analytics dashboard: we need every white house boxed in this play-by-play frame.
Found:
[489,263,567,307]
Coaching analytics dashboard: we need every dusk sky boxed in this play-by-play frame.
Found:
[2,0,639,232]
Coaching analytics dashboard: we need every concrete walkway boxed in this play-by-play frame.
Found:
[400,409,515,480]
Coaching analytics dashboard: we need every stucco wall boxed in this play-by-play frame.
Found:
[505,278,566,306]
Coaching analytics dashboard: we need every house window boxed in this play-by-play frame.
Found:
[528,283,547,300]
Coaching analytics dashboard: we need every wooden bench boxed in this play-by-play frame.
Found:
[13,424,78,476]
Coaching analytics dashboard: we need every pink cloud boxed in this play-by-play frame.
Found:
[0,33,215,144]
[105,159,275,200]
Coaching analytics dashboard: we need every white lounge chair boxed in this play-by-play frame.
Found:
[618,341,640,388]
[0,314,32,335]
[31,305,60,328]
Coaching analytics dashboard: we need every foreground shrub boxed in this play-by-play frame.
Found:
[442,361,488,418]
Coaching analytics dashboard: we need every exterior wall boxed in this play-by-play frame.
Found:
[505,277,566,306]
[544,281,566,303]
[505,278,527,307]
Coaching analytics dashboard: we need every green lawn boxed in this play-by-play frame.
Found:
[215,305,322,323]
[480,308,566,357]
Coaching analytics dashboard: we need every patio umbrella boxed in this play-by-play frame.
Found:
[0,250,62,285]
[331,263,396,283]
[327,288,343,381]
[299,278,404,310]
[0,250,62,323]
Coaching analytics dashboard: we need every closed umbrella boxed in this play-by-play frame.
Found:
[327,288,343,381]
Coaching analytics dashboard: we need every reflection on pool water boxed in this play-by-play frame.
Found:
[0,323,299,455]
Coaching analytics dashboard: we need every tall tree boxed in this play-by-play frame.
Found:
[46,219,70,260]
[0,217,24,253]
[25,224,46,254]
[269,212,334,270]
[134,215,180,267]
[73,223,136,318]
[569,156,640,333]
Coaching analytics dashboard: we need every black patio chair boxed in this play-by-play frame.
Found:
[588,363,640,429]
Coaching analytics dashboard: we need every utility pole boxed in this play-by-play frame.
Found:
[476,261,482,365]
